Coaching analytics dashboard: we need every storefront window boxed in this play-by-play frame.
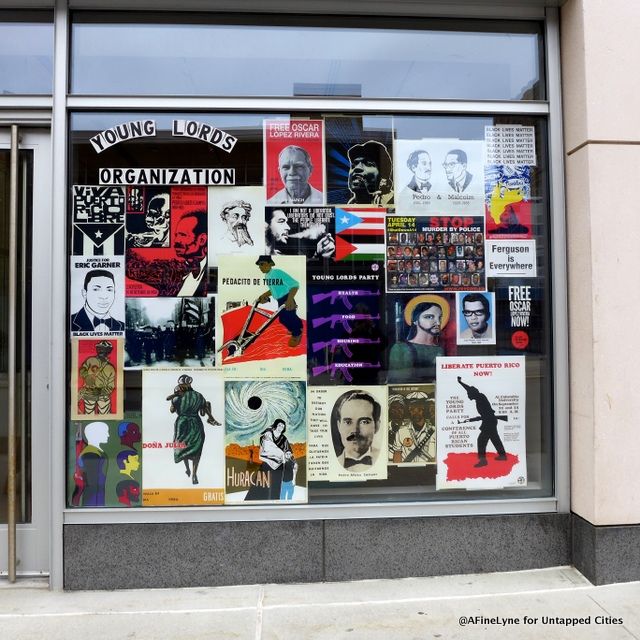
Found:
[70,14,544,100]
[67,108,553,508]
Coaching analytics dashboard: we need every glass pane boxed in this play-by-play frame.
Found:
[67,111,553,507]
[71,16,544,100]
[0,13,54,95]
[0,148,33,523]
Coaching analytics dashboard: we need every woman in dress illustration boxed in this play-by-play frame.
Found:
[167,374,220,485]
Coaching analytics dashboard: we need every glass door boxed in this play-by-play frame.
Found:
[0,127,50,577]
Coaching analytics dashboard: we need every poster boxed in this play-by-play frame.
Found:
[486,240,537,278]
[308,263,385,386]
[125,296,215,368]
[325,117,394,207]
[125,186,209,297]
[335,207,386,262]
[265,206,335,263]
[436,356,526,489]
[388,384,436,465]
[217,254,306,378]
[387,293,456,384]
[264,119,325,205]
[485,125,537,166]
[67,416,142,508]
[485,165,532,238]
[456,291,496,346]
[308,386,387,482]
[225,379,307,503]
[142,369,224,506]
[71,185,125,256]
[71,337,124,421]
[386,215,485,291]
[495,280,543,354]
[208,186,265,266]
[125,186,174,249]
[70,255,125,336]
[394,139,484,215]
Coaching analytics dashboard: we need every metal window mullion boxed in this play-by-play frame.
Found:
[48,0,69,591]
[544,7,570,514]
[69,0,547,20]
[65,95,549,116]
[63,496,558,525]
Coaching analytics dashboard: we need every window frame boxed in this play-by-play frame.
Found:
[54,7,569,528]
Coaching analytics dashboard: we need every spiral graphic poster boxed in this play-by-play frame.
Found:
[224,379,307,504]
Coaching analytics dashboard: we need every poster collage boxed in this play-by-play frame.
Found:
[68,118,540,508]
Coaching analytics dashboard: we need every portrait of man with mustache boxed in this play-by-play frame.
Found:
[219,199,254,248]
[331,390,382,472]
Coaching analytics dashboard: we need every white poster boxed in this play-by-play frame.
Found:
[208,186,266,266]
[484,125,537,166]
[436,356,526,490]
[486,240,537,278]
[308,386,387,482]
[70,255,125,337]
[142,369,225,506]
[394,139,484,215]
[456,292,496,346]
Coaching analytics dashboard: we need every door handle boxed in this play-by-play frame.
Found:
[7,124,18,582]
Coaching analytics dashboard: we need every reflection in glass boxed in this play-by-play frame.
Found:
[0,20,53,95]
[71,18,543,100]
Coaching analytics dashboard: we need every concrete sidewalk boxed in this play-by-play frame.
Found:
[1,566,639,639]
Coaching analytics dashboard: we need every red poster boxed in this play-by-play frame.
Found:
[264,119,325,205]
[125,186,208,297]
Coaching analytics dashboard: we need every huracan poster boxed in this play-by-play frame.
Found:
[224,379,307,504]
[435,356,526,490]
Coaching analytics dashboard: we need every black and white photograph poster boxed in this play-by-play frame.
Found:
[308,385,388,482]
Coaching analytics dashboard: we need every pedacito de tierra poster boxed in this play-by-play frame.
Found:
[217,254,306,378]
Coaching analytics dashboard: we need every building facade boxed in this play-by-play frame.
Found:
[0,0,637,590]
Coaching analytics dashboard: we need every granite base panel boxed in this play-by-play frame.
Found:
[63,520,324,590]
[64,513,570,590]
[571,513,640,585]
[324,513,570,581]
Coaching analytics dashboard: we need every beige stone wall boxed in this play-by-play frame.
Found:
[562,0,640,525]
